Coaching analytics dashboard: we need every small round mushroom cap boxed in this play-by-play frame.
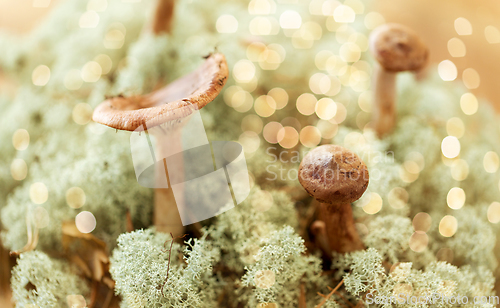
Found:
[369,23,429,72]
[92,53,228,131]
[299,145,369,206]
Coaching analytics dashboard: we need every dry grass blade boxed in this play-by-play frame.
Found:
[299,283,307,308]
[315,279,344,308]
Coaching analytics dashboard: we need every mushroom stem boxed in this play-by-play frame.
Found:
[369,23,429,137]
[151,0,175,34]
[153,128,184,236]
[372,65,396,137]
[318,203,364,254]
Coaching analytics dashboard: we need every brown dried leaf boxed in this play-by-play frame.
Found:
[61,221,110,283]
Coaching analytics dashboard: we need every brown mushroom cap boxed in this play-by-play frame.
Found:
[369,23,429,72]
[298,145,369,206]
[92,53,228,131]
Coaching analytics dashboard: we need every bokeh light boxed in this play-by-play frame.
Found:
[73,103,93,125]
[248,0,275,15]
[249,17,279,36]
[392,283,413,298]
[279,10,301,29]
[263,122,283,144]
[441,136,460,159]
[241,115,264,134]
[333,5,356,23]
[485,25,500,44]
[439,215,458,237]
[267,88,288,109]
[34,206,50,229]
[446,117,465,138]
[438,60,457,81]
[483,151,499,173]
[33,0,51,8]
[103,25,125,49]
[12,129,30,151]
[388,187,409,209]
[247,42,267,62]
[277,126,299,149]
[404,152,425,174]
[30,182,48,205]
[413,212,432,232]
[450,159,469,181]
[75,211,97,233]
[216,15,238,33]
[362,192,383,214]
[66,295,87,308]
[94,54,112,74]
[11,159,28,181]
[436,247,454,263]
[447,187,465,210]
[251,190,274,212]
[462,68,480,89]
[281,117,301,131]
[447,38,466,57]
[32,65,51,86]
[254,270,275,289]
[460,93,478,115]
[233,60,256,83]
[315,98,337,120]
[64,69,83,90]
[364,11,385,30]
[79,10,100,28]
[454,17,472,35]
[316,119,338,139]
[299,126,321,148]
[87,0,107,12]
[487,202,500,223]
[66,187,86,209]
[81,61,102,83]
[296,93,317,115]
[409,231,428,252]
[239,131,261,153]
[339,42,361,62]
[399,165,419,183]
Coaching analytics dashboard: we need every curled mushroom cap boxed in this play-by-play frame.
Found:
[298,145,369,206]
[92,53,228,131]
[369,23,429,72]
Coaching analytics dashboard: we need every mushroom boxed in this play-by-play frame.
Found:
[369,23,429,137]
[92,53,229,235]
[298,145,368,253]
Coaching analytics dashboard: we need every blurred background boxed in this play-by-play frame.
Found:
[7,0,500,110]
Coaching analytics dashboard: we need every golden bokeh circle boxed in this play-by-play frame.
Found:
[439,215,458,237]
[388,187,409,209]
[277,126,299,149]
[409,231,428,252]
[30,182,48,205]
[11,158,28,181]
[66,187,86,209]
[299,126,322,148]
[447,187,466,210]
[413,212,432,232]
[12,129,30,151]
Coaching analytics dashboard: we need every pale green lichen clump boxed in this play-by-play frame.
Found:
[110,229,221,308]
[334,249,496,308]
[11,251,88,308]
